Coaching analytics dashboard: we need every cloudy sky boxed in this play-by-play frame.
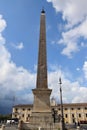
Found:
[0,0,87,114]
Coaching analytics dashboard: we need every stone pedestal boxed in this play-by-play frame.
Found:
[30,112,53,126]
[32,89,52,113]
[29,88,53,127]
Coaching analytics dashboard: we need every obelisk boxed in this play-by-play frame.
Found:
[30,9,52,125]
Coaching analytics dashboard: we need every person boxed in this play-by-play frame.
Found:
[75,121,76,126]
[78,121,80,126]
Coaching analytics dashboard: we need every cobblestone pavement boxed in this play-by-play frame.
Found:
[1,124,87,130]
[3,125,18,130]
[5,127,18,130]
[66,124,87,130]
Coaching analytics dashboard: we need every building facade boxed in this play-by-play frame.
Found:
[12,102,87,124]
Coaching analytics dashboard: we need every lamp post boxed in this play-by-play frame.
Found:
[59,77,65,130]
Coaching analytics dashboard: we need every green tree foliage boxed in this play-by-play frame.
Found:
[0,114,12,122]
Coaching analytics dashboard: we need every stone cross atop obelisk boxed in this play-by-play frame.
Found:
[36,9,48,89]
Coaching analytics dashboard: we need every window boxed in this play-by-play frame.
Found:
[71,108,74,110]
[15,108,18,112]
[22,114,24,117]
[65,108,67,110]
[78,108,80,110]
[79,114,81,117]
[86,114,87,117]
[28,108,31,111]
[28,114,30,117]
[85,107,87,110]
[22,108,25,111]
[65,114,68,118]
[72,114,74,118]
[15,115,17,118]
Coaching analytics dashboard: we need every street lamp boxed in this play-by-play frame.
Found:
[59,77,65,130]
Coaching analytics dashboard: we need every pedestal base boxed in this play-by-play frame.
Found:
[32,89,52,113]
[30,112,53,126]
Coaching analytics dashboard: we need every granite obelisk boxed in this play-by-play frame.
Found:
[30,9,52,125]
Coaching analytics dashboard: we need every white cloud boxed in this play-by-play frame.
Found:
[0,13,87,113]
[0,15,6,33]
[47,0,87,27]
[0,15,6,44]
[0,43,36,96]
[12,42,24,50]
[83,61,87,79]
[0,15,35,107]
[76,68,80,71]
[47,0,87,58]
[81,42,87,47]
[59,18,87,57]
[51,40,56,45]
[48,67,87,103]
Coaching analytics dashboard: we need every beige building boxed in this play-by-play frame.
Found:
[12,104,33,122]
[12,101,87,124]
[57,103,87,124]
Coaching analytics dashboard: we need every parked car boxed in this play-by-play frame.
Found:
[6,118,18,125]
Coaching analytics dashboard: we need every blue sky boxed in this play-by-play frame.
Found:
[0,0,87,114]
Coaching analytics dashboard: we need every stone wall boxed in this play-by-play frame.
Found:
[22,122,60,130]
